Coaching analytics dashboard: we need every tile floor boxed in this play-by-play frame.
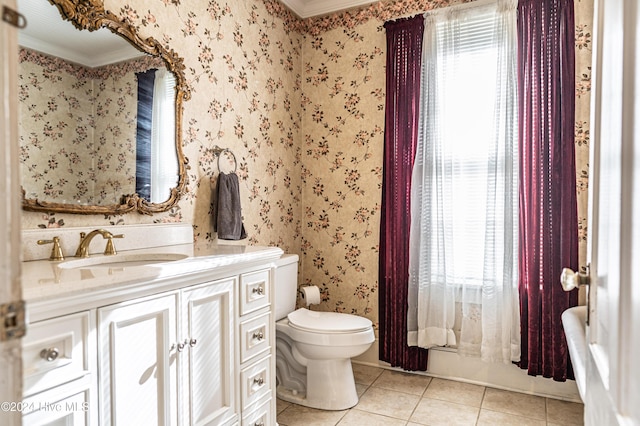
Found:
[276,364,584,426]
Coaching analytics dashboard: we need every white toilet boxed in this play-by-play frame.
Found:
[274,254,375,410]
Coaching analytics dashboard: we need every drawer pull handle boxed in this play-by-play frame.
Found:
[252,286,265,295]
[253,377,264,386]
[254,422,265,426]
[189,338,198,347]
[40,347,59,362]
[252,331,264,341]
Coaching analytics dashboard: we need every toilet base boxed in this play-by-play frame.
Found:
[276,358,359,410]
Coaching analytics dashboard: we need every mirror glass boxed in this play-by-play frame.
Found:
[17,0,189,214]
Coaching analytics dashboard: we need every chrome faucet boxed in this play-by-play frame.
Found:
[75,229,124,258]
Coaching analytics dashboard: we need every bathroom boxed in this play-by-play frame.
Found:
[1,0,639,424]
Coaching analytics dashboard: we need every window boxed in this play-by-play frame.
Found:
[426,8,518,288]
[407,0,520,362]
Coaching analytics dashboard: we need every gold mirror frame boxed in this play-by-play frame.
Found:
[21,0,190,215]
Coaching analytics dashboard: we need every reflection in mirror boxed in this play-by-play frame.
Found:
[17,0,189,215]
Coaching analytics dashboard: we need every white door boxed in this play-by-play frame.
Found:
[181,279,236,426]
[585,0,640,424]
[98,294,179,425]
[0,0,24,424]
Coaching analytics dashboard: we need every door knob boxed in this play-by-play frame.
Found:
[560,267,590,291]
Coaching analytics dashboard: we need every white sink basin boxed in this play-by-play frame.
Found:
[58,252,189,269]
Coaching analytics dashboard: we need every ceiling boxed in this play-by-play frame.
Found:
[279,0,378,18]
[18,0,143,68]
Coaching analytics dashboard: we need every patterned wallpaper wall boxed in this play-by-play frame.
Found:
[20,0,593,333]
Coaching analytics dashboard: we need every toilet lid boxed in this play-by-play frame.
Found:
[287,308,372,333]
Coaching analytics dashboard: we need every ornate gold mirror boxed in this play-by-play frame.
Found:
[18,0,190,215]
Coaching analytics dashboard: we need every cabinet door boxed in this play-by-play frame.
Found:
[181,279,236,426]
[98,293,179,426]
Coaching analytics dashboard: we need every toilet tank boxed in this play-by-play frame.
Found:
[274,254,299,321]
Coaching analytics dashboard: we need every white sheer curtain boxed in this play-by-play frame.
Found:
[407,0,520,363]
[150,68,177,203]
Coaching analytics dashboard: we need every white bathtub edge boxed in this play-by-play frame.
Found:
[562,305,588,402]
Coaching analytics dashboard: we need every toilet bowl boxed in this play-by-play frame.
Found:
[274,254,375,410]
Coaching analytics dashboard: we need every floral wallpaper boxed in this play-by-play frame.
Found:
[20,0,593,334]
[18,49,164,205]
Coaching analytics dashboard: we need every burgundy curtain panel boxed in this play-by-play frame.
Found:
[379,15,428,371]
[517,0,579,381]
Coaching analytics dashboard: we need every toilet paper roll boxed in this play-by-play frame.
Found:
[301,285,321,306]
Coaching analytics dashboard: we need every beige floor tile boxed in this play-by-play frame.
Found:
[337,408,407,426]
[410,397,479,426]
[423,377,485,407]
[355,386,421,420]
[355,382,369,397]
[477,409,546,426]
[352,363,384,386]
[372,369,432,396]
[546,398,585,425]
[277,403,347,426]
[277,398,292,415]
[482,388,546,420]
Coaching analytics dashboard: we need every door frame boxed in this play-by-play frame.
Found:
[0,0,24,423]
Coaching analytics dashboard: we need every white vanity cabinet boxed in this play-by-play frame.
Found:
[21,243,281,426]
[98,278,238,426]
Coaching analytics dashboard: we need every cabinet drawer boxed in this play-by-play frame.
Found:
[23,311,93,396]
[241,398,271,426]
[239,270,270,315]
[240,356,271,411]
[22,377,93,425]
[239,312,270,364]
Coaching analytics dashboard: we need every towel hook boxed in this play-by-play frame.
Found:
[212,147,237,173]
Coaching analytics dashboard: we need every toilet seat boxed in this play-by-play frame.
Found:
[287,308,372,334]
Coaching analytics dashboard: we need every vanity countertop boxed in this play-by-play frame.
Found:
[22,241,284,322]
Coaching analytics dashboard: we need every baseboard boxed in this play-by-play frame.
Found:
[353,338,582,403]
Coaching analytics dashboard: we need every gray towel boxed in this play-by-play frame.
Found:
[213,172,247,240]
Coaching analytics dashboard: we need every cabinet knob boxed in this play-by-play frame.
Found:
[252,331,264,341]
[253,422,265,426]
[189,338,197,347]
[40,347,59,362]
[252,286,265,295]
[253,377,264,386]
[177,341,186,352]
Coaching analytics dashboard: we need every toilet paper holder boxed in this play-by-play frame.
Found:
[299,285,321,306]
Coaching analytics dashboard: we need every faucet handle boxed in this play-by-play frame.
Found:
[104,234,124,256]
[37,236,64,261]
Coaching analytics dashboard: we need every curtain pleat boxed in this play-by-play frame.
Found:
[517,0,579,381]
[379,15,428,371]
